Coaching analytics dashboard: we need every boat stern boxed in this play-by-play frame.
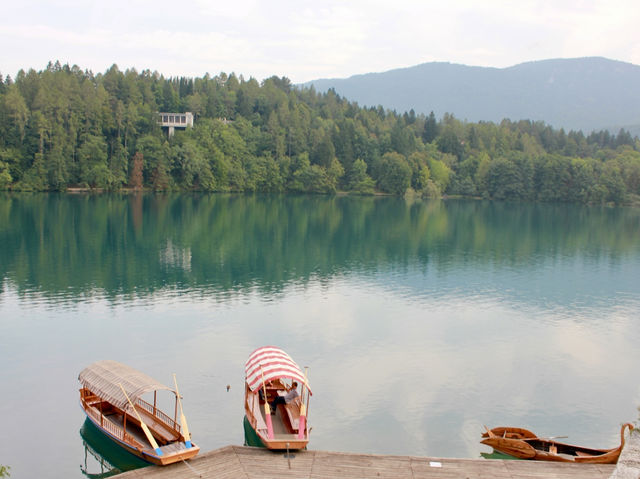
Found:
[143,442,200,466]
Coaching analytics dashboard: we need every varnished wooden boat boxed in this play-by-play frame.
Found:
[244,346,312,450]
[78,360,200,466]
[481,423,633,464]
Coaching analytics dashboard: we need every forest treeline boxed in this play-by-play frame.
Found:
[1,61,639,204]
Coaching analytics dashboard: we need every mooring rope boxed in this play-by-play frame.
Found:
[181,457,202,478]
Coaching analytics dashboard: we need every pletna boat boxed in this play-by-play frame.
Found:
[78,360,200,466]
[481,423,633,464]
[244,346,311,450]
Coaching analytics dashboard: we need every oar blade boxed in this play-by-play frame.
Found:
[180,412,192,448]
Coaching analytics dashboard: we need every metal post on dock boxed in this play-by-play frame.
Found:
[286,442,291,468]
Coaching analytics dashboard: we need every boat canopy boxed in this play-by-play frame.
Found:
[78,360,174,411]
[245,346,311,394]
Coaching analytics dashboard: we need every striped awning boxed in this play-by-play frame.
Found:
[78,360,174,411]
[245,346,311,394]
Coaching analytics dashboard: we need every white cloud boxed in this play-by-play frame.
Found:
[1,0,639,81]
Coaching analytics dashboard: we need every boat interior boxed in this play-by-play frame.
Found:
[526,439,608,458]
[80,387,182,450]
[246,379,303,439]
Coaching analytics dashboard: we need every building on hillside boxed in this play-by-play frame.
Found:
[158,112,194,137]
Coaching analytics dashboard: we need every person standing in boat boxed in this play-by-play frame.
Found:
[270,381,299,414]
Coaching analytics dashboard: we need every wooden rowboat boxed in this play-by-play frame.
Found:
[481,423,634,464]
[244,346,312,450]
[78,360,199,466]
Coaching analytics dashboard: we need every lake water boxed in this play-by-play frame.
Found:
[1,193,639,477]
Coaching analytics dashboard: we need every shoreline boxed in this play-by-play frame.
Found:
[3,188,637,207]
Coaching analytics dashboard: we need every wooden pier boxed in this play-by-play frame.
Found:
[116,445,616,478]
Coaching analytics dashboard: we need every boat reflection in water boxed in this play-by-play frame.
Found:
[243,415,262,448]
[479,450,521,460]
[79,418,148,478]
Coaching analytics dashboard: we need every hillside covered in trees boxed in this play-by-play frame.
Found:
[306,57,640,135]
[0,61,639,204]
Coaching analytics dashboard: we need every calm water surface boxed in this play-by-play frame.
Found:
[1,193,639,477]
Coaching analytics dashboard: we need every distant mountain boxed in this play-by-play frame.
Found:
[304,57,640,135]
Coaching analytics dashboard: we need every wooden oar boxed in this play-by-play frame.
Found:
[118,383,163,457]
[173,374,192,448]
[261,367,274,439]
[297,367,308,440]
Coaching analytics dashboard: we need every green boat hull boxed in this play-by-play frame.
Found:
[243,415,266,448]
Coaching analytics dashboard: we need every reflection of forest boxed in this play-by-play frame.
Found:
[1,193,638,299]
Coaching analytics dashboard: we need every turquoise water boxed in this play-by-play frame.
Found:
[0,193,639,477]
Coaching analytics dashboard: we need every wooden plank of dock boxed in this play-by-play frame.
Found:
[116,445,616,478]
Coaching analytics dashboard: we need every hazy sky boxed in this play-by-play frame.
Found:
[2,0,639,82]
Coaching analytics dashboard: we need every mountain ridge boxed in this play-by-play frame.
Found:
[304,57,640,135]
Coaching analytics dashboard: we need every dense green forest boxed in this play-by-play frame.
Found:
[1,61,639,204]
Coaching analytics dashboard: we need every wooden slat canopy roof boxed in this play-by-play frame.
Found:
[78,360,174,410]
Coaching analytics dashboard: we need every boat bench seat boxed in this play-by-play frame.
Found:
[283,400,301,431]
[250,393,268,431]
[82,393,101,407]
[136,411,179,444]
[274,390,302,432]
[150,421,178,443]
[255,411,267,432]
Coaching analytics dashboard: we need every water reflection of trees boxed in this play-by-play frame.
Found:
[79,419,147,478]
[0,193,638,301]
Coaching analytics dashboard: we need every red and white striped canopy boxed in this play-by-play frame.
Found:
[245,346,311,394]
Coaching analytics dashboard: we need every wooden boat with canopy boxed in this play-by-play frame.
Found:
[78,360,199,466]
[244,346,312,450]
[481,423,634,464]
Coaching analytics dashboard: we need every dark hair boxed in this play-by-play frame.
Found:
[292,381,298,387]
